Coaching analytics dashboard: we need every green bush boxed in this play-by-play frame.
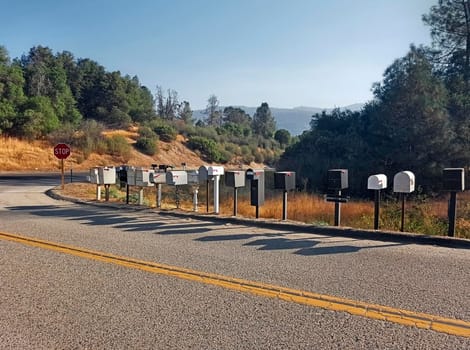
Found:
[106,135,131,159]
[187,136,227,163]
[135,136,158,155]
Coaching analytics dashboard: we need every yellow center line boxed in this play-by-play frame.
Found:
[1,231,469,338]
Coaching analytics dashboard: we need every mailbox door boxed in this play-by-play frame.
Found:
[250,178,265,206]
[443,168,464,192]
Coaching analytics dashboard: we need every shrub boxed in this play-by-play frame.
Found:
[106,135,131,159]
[187,136,225,162]
[135,136,158,155]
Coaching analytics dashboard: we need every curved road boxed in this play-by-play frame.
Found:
[0,173,469,349]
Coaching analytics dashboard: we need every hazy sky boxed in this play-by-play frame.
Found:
[1,0,436,110]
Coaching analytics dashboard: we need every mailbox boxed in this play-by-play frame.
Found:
[136,168,154,187]
[89,167,100,184]
[225,171,246,188]
[98,166,116,185]
[250,176,265,206]
[393,171,415,193]
[198,165,209,182]
[149,171,167,184]
[187,170,200,185]
[367,174,387,190]
[126,168,137,186]
[274,171,296,191]
[116,166,128,183]
[328,169,348,190]
[208,166,224,176]
[246,168,264,181]
[166,171,188,186]
[443,168,465,192]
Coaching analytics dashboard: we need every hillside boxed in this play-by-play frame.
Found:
[0,131,222,172]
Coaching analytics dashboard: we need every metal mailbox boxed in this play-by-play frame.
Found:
[198,165,209,182]
[187,170,200,185]
[443,168,465,192]
[225,170,246,188]
[246,168,265,207]
[166,170,188,186]
[89,167,100,184]
[136,168,154,187]
[367,174,387,190]
[127,168,137,186]
[149,171,167,184]
[393,171,415,193]
[246,168,264,181]
[328,169,348,190]
[208,166,224,177]
[274,171,296,191]
[98,166,116,185]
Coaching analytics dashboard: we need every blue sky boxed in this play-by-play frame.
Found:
[1,0,435,110]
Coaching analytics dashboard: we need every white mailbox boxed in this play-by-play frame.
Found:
[367,174,387,190]
[393,171,415,193]
[136,168,154,187]
[98,166,116,185]
[198,165,209,182]
[150,171,167,184]
[187,170,199,184]
[208,166,224,176]
[89,167,100,184]
[127,168,137,186]
[166,171,188,186]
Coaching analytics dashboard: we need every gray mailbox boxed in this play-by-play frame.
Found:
[127,168,137,186]
[274,171,296,191]
[225,170,246,188]
[98,166,116,185]
[166,171,188,186]
[136,168,154,187]
[367,174,387,190]
[328,169,348,190]
[198,165,209,182]
[187,170,200,185]
[246,168,265,218]
[149,171,167,184]
[443,168,465,192]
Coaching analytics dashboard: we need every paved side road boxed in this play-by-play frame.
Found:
[0,181,469,348]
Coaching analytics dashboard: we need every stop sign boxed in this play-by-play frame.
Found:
[54,143,71,159]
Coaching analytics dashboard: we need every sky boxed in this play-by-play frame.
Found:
[1,0,436,110]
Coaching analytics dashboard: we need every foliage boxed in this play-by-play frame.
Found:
[105,134,131,160]
[187,136,228,163]
[146,119,177,142]
[252,102,276,138]
[274,129,291,147]
[135,136,158,155]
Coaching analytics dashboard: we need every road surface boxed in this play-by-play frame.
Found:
[0,173,469,349]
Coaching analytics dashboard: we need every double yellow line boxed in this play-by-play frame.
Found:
[1,231,469,338]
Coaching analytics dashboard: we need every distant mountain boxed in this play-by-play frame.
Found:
[193,103,364,136]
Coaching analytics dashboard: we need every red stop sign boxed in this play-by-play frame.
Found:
[54,143,71,159]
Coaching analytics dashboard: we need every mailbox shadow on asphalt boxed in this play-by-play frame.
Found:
[6,205,229,234]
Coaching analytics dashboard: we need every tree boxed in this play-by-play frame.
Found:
[366,46,453,189]
[252,102,276,138]
[204,94,222,126]
[423,0,470,81]
[274,129,291,147]
[178,101,193,124]
[155,86,179,120]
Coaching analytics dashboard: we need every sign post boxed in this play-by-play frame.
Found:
[54,143,71,189]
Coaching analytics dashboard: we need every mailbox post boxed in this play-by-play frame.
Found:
[126,167,137,204]
[443,168,465,237]
[89,167,101,200]
[149,169,167,208]
[225,170,246,216]
[246,169,265,218]
[393,171,415,232]
[187,170,200,212]
[326,169,349,226]
[274,171,296,220]
[367,174,387,230]
[208,166,224,214]
[135,168,154,205]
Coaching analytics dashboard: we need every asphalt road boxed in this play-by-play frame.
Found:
[0,174,469,349]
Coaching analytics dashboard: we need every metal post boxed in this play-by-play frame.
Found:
[256,205,260,219]
[105,184,110,201]
[175,186,180,209]
[206,180,209,213]
[334,190,341,226]
[214,176,220,214]
[157,184,162,208]
[282,190,288,221]
[61,159,65,190]
[193,187,198,212]
[126,184,130,204]
[70,168,73,183]
[448,191,457,237]
[139,188,144,205]
[374,190,380,230]
[96,185,101,201]
[233,187,238,216]
[400,193,406,232]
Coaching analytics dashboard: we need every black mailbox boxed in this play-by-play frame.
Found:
[328,169,348,190]
[225,170,246,188]
[117,166,128,182]
[274,171,296,191]
[246,168,264,181]
[443,168,465,192]
[250,177,265,206]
